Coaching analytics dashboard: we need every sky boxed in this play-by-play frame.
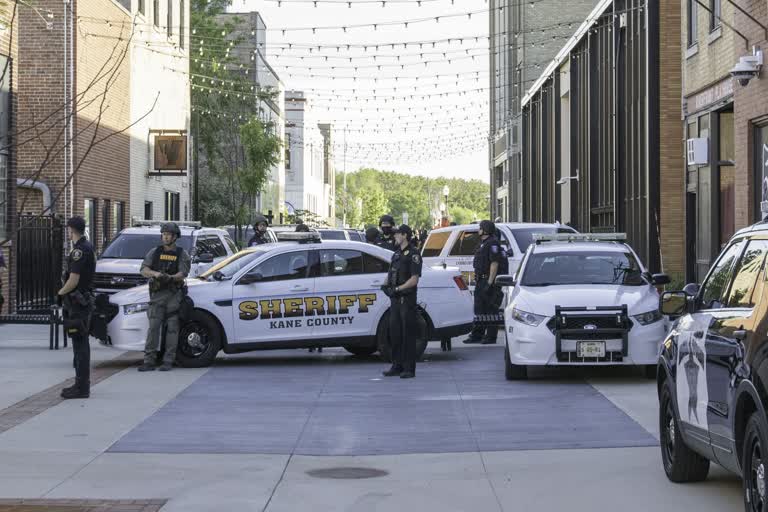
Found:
[236,0,491,182]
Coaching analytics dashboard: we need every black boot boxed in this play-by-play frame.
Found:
[138,363,156,372]
[61,381,89,399]
[382,365,403,377]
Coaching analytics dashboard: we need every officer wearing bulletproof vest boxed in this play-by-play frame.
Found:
[374,214,397,251]
[464,220,503,345]
[138,223,191,372]
[58,216,96,399]
[248,214,270,246]
[381,224,422,379]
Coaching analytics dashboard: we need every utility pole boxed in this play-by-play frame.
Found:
[193,111,199,220]
[342,127,347,227]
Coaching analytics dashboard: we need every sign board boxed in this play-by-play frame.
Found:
[402,212,409,225]
[152,135,188,175]
[685,78,734,116]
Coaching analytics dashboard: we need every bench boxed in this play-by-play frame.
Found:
[0,308,65,350]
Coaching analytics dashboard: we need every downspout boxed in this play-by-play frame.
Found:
[16,178,54,213]
[62,0,68,219]
[68,0,74,217]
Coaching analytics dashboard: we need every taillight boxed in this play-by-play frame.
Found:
[453,275,468,290]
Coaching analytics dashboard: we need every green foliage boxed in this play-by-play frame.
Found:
[336,168,489,229]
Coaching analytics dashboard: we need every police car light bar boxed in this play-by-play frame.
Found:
[131,217,202,229]
[533,233,627,244]
[275,232,322,242]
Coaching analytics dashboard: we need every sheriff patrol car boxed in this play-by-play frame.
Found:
[105,234,474,367]
[498,233,670,380]
[656,222,768,510]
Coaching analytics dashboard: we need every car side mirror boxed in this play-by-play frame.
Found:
[652,273,670,285]
[660,291,690,317]
[194,252,215,264]
[682,282,700,296]
[238,272,263,285]
[495,274,516,287]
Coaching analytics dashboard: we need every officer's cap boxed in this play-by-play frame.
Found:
[379,214,394,226]
[394,224,413,238]
[66,216,86,234]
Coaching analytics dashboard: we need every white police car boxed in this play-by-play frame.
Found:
[105,234,474,367]
[498,233,670,380]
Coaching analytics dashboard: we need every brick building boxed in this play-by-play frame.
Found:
[682,0,767,283]
[519,0,684,275]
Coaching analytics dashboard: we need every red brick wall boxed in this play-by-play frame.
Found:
[733,0,768,227]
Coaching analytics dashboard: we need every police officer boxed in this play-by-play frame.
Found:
[248,214,269,246]
[295,222,310,232]
[365,226,380,244]
[381,224,422,379]
[138,223,191,372]
[374,214,397,251]
[57,216,96,399]
[463,220,503,345]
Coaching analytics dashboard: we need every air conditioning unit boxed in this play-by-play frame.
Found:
[687,138,708,165]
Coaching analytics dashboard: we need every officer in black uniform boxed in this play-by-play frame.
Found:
[365,226,380,244]
[57,216,96,399]
[248,214,270,246]
[295,222,310,232]
[374,214,397,251]
[381,224,422,379]
[463,220,503,345]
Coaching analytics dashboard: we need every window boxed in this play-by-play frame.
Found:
[179,0,185,48]
[203,235,228,257]
[153,0,159,27]
[755,124,768,222]
[700,240,744,309]
[250,251,310,282]
[164,191,180,221]
[449,230,482,256]
[319,230,346,240]
[138,0,145,15]
[363,253,389,274]
[710,0,721,30]
[319,249,363,277]
[687,0,698,46]
[84,198,96,242]
[725,240,768,308]
[421,231,450,257]
[144,201,153,220]
[285,134,291,169]
[112,202,124,233]
[511,226,576,253]
[167,0,172,37]
[101,234,192,259]
[101,200,110,246]
[224,236,238,254]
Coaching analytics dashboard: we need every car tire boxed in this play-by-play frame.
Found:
[344,345,378,357]
[743,412,768,511]
[659,385,709,482]
[376,309,429,363]
[504,345,527,380]
[643,364,658,380]
[175,310,222,368]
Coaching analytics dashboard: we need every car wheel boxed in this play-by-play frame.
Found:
[344,345,377,357]
[744,412,768,511]
[659,385,709,482]
[175,310,222,368]
[504,345,527,380]
[376,309,429,363]
[643,364,658,379]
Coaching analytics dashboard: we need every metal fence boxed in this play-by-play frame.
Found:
[15,214,64,314]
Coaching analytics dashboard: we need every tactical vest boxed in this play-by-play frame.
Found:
[152,245,183,276]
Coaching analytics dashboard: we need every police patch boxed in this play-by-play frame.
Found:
[72,249,83,261]
[403,250,410,256]
[413,254,421,264]
[491,245,499,254]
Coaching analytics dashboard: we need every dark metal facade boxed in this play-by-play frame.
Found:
[521,0,661,271]
[15,214,64,314]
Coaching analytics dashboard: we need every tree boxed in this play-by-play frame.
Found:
[449,206,480,225]
[360,189,387,227]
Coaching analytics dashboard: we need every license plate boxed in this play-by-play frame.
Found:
[577,341,605,358]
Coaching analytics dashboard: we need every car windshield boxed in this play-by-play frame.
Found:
[199,249,268,279]
[320,230,346,240]
[512,227,576,253]
[521,250,645,286]
[100,234,193,259]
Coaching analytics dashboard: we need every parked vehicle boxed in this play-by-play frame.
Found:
[219,225,278,248]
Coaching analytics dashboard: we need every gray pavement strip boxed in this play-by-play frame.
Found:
[110,347,658,455]
[0,498,166,511]
[0,353,140,434]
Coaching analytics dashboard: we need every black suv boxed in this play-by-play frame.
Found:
[658,222,768,511]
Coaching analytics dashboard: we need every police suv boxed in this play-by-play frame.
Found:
[498,233,670,380]
[94,220,235,295]
[656,222,768,510]
[105,233,474,367]
[421,222,577,290]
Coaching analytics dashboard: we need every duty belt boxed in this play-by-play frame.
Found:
[476,274,490,279]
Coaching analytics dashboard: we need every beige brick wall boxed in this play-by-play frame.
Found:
[682,0,738,96]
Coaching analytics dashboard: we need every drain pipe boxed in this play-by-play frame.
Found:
[16,178,54,213]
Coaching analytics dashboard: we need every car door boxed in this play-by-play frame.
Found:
[232,249,315,343]
[674,239,746,450]
[311,247,389,339]
[446,229,481,290]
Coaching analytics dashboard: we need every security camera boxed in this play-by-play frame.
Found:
[731,48,763,87]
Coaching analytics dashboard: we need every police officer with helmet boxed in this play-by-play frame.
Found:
[374,214,397,251]
[381,224,422,379]
[57,216,96,399]
[365,226,380,244]
[463,220,504,345]
[248,213,270,246]
[138,222,191,372]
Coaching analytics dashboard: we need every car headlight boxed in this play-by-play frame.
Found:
[123,302,150,315]
[633,309,663,325]
[511,307,546,327]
